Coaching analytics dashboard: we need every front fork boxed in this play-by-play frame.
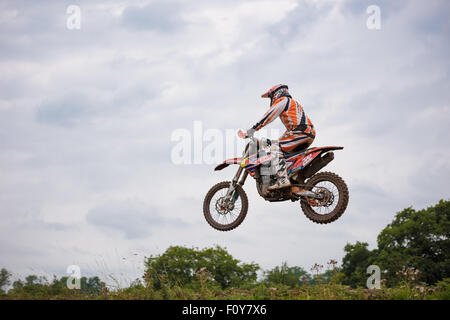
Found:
[222,138,258,205]
[225,166,248,203]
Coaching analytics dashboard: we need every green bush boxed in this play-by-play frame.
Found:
[144,245,259,290]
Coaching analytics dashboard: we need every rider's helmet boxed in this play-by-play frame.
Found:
[261,84,290,105]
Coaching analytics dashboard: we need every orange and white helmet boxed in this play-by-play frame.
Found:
[261,84,289,104]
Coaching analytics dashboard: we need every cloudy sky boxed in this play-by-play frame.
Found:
[1,0,449,286]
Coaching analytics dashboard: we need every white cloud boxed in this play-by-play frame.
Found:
[0,0,449,285]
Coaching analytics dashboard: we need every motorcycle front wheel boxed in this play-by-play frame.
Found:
[203,181,248,231]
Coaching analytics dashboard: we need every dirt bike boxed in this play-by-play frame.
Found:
[203,133,349,231]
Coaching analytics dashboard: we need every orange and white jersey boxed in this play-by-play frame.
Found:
[252,96,314,135]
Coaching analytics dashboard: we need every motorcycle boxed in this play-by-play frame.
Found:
[203,132,349,231]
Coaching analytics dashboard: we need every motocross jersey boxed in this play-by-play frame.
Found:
[252,96,315,136]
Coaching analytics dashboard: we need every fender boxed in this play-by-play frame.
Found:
[215,146,343,172]
[285,146,343,160]
[214,157,242,171]
[214,152,272,171]
[287,146,343,176]
[304,146,343,154]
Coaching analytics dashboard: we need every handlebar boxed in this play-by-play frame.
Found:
[245,130,256,141]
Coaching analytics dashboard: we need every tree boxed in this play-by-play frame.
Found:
[0,268,12,294]
[263,262,310,288]
[25,275,45,286]
[9,274,49,296]
[6,274,106,298]
[374,200,450,286]
[341,242,376,288]
[341,200,450,287]
[54,276,106,294]
[83,276,106,294]
[144,245,260,289]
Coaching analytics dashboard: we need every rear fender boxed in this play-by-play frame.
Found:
[287,151,321,176]
[287,146,343,176]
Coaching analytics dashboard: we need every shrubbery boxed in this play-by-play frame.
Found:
[1,200,449,300]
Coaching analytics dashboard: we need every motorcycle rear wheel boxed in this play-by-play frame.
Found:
[203,181,249,231]
[300,171,349,224]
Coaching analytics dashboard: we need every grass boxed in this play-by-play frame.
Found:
[3,278,450,300]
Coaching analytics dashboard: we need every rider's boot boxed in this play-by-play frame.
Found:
[267,158,291,191]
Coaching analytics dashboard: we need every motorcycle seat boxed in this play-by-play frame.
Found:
[283,147,311,159]
[284,146,344,160]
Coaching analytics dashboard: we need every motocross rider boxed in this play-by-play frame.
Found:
[238,84,315,192]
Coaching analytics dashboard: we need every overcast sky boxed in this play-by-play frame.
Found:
[1,0,449,287]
